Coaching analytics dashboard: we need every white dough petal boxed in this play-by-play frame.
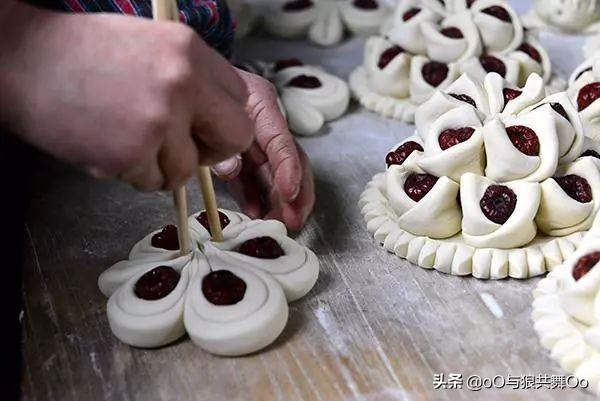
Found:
[483,106,560,182]
[537,158,600,236]
[422,11,482,63]
[106,255,195,348]
[415,73,488,137]
[184,261,288,356]
[206,219,319,302]
[364,36,412,98]
[471,0,523,54]
[386,164,461,238]
[520,92,584,163]
[188,209,250,241]
[417,105,485,181]
[409,56,459,104]
[460,173,540,248]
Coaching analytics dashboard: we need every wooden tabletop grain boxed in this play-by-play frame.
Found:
[21,3,600,400]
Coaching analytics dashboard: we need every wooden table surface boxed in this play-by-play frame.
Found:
[21,2,599,400]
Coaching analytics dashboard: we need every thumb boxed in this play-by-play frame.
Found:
[211,154,242,181]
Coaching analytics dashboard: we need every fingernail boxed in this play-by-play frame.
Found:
[212,156,241,177]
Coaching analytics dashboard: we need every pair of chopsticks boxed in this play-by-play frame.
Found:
[152,0,224,255]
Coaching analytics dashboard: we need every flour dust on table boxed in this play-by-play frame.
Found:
[349,0,564,123]
[98,209,319,356]
[360,71,600,279]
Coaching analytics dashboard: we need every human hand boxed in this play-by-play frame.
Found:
[213,69,315,231]
[0,3,253,190]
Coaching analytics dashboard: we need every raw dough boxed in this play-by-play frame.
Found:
[98,210,319,355]
[524,0,600,33]
[350,0,563,122]
[532,213,600,395]
[264,0,390,46]
[361,172,585,279]
[460,173,540,249]
[272,64,350,136]
[361,71,597,276]
[568,55,600,143]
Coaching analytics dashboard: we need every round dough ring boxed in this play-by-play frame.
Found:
[360,172,587,279]
[532,271,600,395]
[349,66,568,124]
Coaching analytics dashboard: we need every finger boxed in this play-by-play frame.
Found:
[191,41,248,105]
[191,86,254,164]
[226,149,275,218]
[240,72,303,202]
[119,154,165,192]
[211,154,242,181]
[212,63,249,105]
[267,148,315,231]
[226,174,263,219]
[157,126,198,190]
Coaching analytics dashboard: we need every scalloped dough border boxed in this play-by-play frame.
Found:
[349,67,567,123]
[532,271,600,395]
[359,173,587,279]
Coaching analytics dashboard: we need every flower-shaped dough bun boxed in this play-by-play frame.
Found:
[483,106,560,183]
[537,157,600,236]
[568,56,600,143]
[351,0,560,122]
[272,63,350,136]
[98,210,319,355]
[417,105,485,181]
[263,0,390,46]
[386,164,461,238]
[461,173,541,248]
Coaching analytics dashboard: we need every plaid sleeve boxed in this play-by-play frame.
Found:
[34,0,235,57]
